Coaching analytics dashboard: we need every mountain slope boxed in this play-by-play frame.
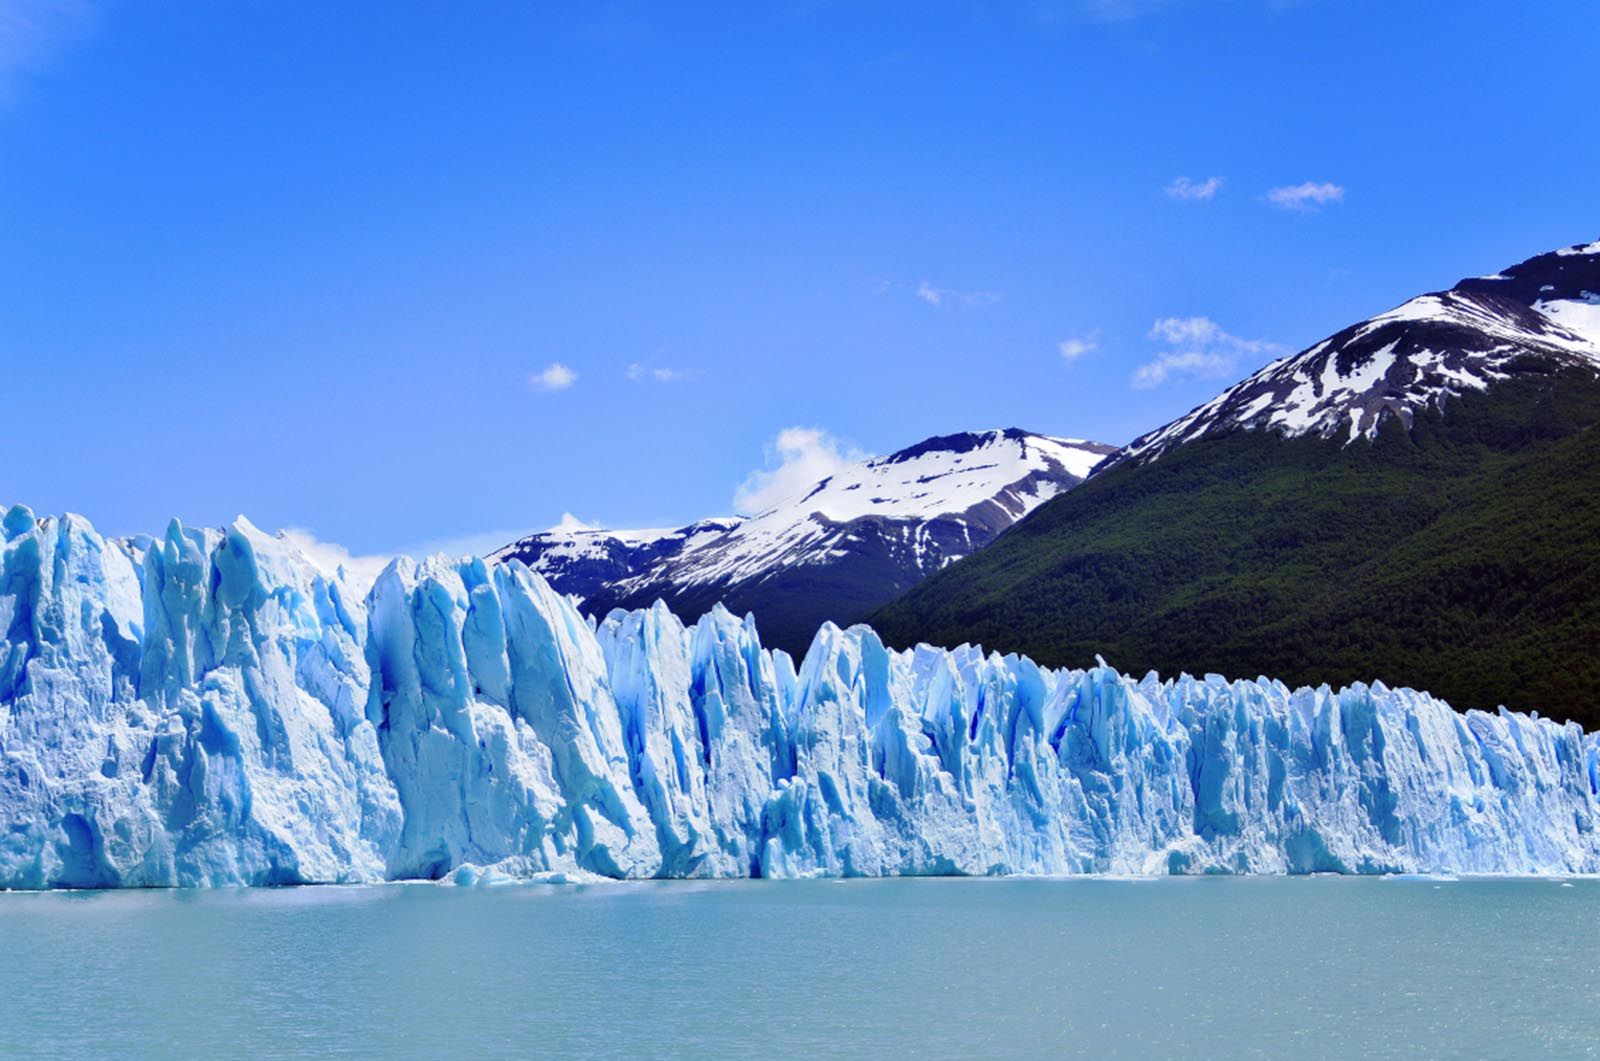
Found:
[1113,240,1600,466]
[495,429,1115,654]
[872,240,1600,729]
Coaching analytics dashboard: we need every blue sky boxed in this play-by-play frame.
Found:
[2,1,1596,555]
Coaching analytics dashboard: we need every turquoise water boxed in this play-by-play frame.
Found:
[1,877,1596,1057]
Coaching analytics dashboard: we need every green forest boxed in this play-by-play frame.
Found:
[870,362,1600,730]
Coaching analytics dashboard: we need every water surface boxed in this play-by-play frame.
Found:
[2,877,1596,1057]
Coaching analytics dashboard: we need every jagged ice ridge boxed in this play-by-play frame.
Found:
[2,506,1597,888]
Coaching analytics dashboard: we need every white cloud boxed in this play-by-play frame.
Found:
[1132,316,1282,389]
[1148,316,1223,346]
[395,527,539,560]
[732,427,867,516]
[1058,333,1099,363]
[1130,350,1235,388]
[530,362,577,391]
[1265,181,1345,211]
[0,0,95,96]
[1051,0,1176,21]
[276,528,393,596]
[1165,175,1223,201]
[914,280,1003,309]
[626,361,689,383]
[1052,0,1321,27]
[283,521,563,580]
[549,512,601,533]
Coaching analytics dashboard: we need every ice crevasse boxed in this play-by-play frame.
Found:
[0,506,1596,889]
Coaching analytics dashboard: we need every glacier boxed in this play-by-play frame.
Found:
[1,505,1597,889]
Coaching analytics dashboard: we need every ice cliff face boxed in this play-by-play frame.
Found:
[2,506,1597,888]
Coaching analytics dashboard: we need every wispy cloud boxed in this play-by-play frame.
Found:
[1066,0,1177,22]
[276,527,393,595]
[1132,316,1282,389]
[548,512,601,533]
[1058,332,1099,363]
[1265,181,1345,211]
[1037,0,1307,26]
[281,522,561,583]
[1165,175,1223,201]
[0,0,95,96]
[733,427,867,515]
[394,526,540,560]
[870,278,1004,309]
[914,280,1004,309]
[626,361,691,384]
[529,362,577,391]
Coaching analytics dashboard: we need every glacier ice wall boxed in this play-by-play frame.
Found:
[1,506,1596,888]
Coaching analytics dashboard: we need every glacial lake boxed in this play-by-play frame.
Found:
[1,877,1596,1057]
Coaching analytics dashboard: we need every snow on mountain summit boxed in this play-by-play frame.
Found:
[745,428,1109,527]
[494,428,1115,651]
[1115,240,1600,466]
[654,428,1114,590]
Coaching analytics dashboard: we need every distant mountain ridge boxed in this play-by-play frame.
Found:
[494,428,1115,654]
[872,239,1600,729]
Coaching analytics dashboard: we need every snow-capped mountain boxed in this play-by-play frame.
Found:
[1113,240,1600,467]
[492,516,743,601]
[495,428,1115,652]
[872,238,1600,732]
